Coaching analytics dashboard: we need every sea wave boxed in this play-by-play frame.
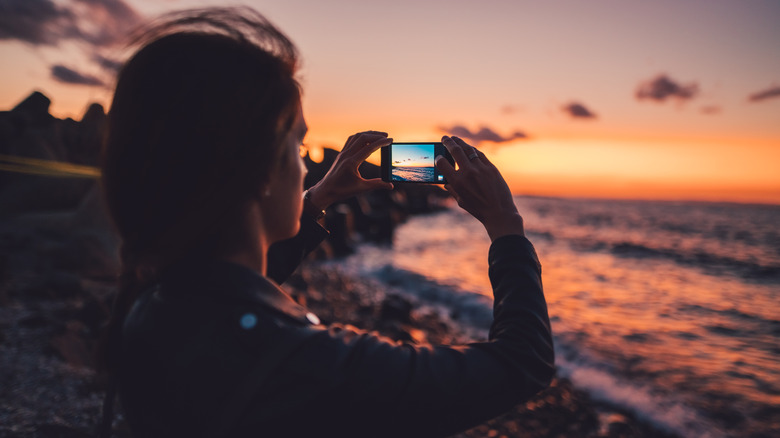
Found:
[554,344,727,438]
[551,236,780,282]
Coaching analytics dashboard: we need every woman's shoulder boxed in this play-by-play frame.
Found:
[121,260,323,353]
[133,258,319,323]
[116,267,324,437]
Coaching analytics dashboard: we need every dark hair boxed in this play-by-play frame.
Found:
[97,7,301,373]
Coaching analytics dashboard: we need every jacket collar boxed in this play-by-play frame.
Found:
[157,258,312,324]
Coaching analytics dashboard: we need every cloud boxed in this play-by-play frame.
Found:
[0,0,140,48]
[501,105,520,115]
[747,85,780,103]
[92,53,123,73]
[0,0,79,46]
[439,125,528,145]
[699,105,721,115]
[562,102,597,119]
[636,74,699,102]
[51,65,105,86]
[69,0,142,47]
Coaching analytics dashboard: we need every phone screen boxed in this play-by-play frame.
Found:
[384,143,450,184]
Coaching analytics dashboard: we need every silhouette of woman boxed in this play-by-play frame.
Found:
[98,7,553,438]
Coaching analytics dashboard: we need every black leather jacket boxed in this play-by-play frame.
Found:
[119,216,554,437]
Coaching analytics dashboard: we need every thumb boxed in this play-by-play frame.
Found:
[364,178,394,191]
[435,155,455,182]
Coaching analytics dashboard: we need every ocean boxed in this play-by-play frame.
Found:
[392,166,435,182]
[335,196,780,437]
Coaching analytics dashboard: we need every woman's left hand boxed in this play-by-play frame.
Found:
[305,131,394,210]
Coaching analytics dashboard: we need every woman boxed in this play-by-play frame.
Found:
[98,7,554,438]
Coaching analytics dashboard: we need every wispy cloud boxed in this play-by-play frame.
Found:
[69,0,142,47]
[51,65,105,86]
[0,0,77,46]
[747,85,780,103]
[636,74,698,102]
[699,105,721,115]
[0,0,141,86]
[92,53,123,73]
[501,105,521,115]
[438,125,529,145]
[0,0,140,47]
[562,102,597,119]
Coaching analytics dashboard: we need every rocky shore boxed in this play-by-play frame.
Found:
[0,91,681,437]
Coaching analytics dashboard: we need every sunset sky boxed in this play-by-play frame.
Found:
[391,144,435,168]
[1,0,779,203]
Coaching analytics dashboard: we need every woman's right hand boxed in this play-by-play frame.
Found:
[435,136,525,241]
[305,131,394,211]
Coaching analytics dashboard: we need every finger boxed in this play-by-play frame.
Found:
[451,136,483,166]
[358,130,388,137]
[465,143,492,167]
[441,136,470,168]
[357,132,388,142]
[351,131,388,145]
[451,135,474,149]
[435,154,456,182]
[473,147,494,167]
[354,137,392,162]
[443,183,461,202]
[348,132,388,153]
[344,131,386,148]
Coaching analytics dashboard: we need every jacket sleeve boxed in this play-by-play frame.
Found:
[266,213,330,285]
[256,234,555,438]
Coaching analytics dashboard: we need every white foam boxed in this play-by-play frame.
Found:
[555,348,727,438]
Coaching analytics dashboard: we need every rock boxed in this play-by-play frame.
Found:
[11,91,54,126]
[35,423,93,438]
[49,320,93,369]
[53,231,119,280]
[379,294,413,323]
[13,185,121,280]
[68,103,106,165]
[0,92,103,218]
[599,412,639,438]
[0,110,29,148]
[67,185,120,279]
[18,313,53,328]
[324,204,355,257]
[23,271,83,300]
[0,177,95,219]
[375,320,415,343]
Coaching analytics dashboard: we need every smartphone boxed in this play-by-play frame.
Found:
[381,142,454,184]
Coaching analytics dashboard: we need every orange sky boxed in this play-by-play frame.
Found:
[1,0,779,204]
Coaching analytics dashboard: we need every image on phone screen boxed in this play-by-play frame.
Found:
[389,143,447,183]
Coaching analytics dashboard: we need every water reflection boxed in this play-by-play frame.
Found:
[346,197,780,436]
